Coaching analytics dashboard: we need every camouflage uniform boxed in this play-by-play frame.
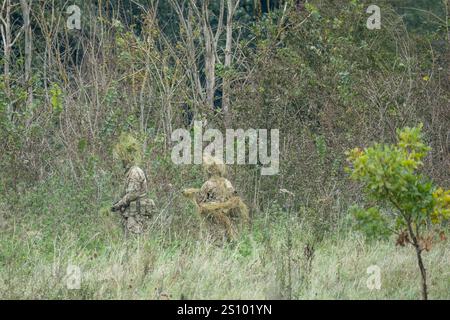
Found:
[184,155,249,240]
[114,166,156,234]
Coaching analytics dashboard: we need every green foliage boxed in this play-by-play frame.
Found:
[391,0,448,33]
[432,188,450,224]
[1,0,449,300]
[347,124,450,299]
[305,3,321,19]
[347,123,449,239]
[314,134,327,164]
[113,133,143,165]
[350,206,391,240]
[78,138,88,153]
[50,83,63,113]
[237,235,253,258]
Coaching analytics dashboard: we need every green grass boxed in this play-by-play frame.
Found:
[1,206,449,300]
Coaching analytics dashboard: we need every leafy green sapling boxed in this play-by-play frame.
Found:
[346,124,450,300]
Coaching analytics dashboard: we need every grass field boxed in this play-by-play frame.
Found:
[1,203,449,300]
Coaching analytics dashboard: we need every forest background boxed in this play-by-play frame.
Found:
[0,0,449,299]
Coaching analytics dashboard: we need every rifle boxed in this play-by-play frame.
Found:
[111,200,130,213]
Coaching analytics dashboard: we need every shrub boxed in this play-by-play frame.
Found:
[346,124,450,300]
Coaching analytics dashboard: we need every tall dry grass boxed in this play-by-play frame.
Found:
[1,206,449,300]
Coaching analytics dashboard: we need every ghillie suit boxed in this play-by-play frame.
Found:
[112,134,156,235]
[183,155,249,240]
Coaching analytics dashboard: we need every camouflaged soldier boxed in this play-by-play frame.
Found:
[183,154,249,240]
[112,134,156,235]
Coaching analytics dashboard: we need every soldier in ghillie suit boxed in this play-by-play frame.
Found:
[111,134,156,235]
[183,155,250,240]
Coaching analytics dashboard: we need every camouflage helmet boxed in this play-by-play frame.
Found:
[113,133,142,166]
[202,154,226,177]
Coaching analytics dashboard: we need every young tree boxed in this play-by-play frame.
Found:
[1,0,24,119]
[346,124,450,300]
[170,0,241,124]
[170,0,224,111]
[20,0,33,114]
[222,0,240,126]
[0,0,12,114]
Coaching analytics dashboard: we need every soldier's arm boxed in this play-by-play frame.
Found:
[182,188,200,200]
[224,179,236,195]
[198,180,214,203]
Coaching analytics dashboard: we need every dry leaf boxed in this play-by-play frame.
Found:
[396,231,409,247]
[418,235,433,252]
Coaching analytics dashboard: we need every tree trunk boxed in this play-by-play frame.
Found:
[447,0,450,86]
[254,0,262,18]
[222,0,238,127]
[186,6,204,108]
[0,0,12,118]
[414,246,428,300]
[407,221,428,300]
[202,0,216,110]
[20,0,33,116]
